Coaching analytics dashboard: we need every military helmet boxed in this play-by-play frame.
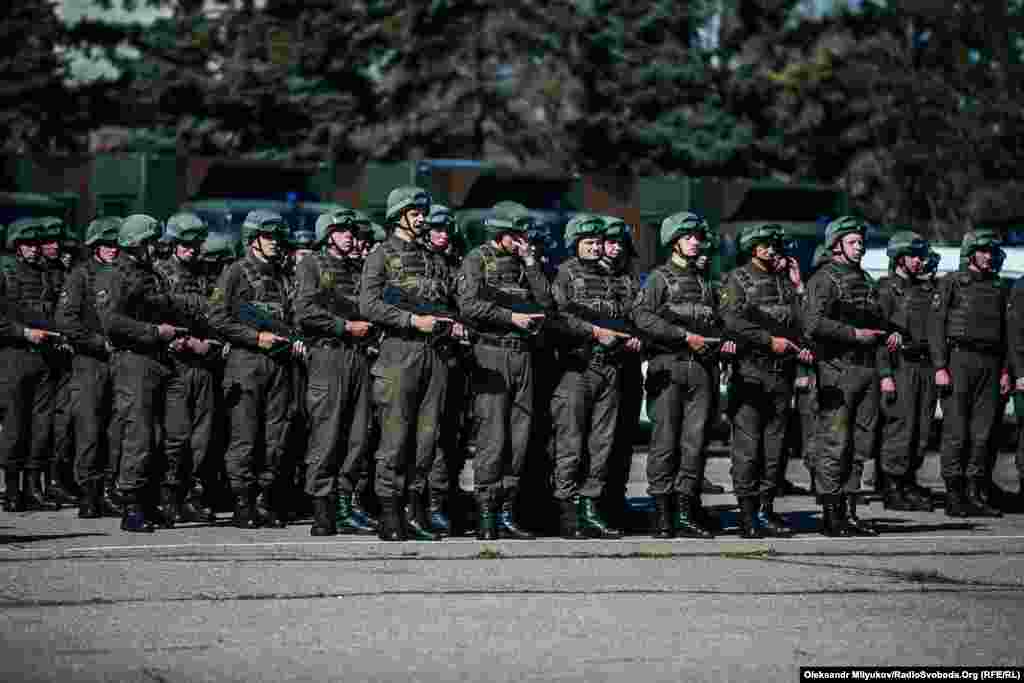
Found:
[6,217,43,249]
[84,216,123,246]
[885,231,929,260]
[240,210,289,243]
[351,209,372,235]
[483,214,528,238]
[491,200,530,220]
[385,186,431,223]
[35,216,65,242]
[371,222,387,242]
[824,216,867,249]
[601,216,629,241]
[165,212,209,244]
[564,213,606,247]
[314,207,358,245]
[960,228,1001,258]
[427,204,456,232]
[737,223,786,255]
[660,212,709,248]
[811,244,831,270]
[200,232,235,261]
[118,214,163,248]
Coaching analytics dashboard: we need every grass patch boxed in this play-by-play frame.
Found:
[476,547,504,560]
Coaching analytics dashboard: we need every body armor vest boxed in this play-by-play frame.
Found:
[879,276,932,346]
[563,258,613,313]
[730,264,799,339]
[479,244,531,302]
[4,260,58,327]
[381,240,452,305]
[238,255,290,323]
[657,261,718,334]
[117,259,170,327]
[817,262,881,329]
[607,268,640,319]
[945,273,1004,343]
[78,261,110,333]
[313,252,362,316]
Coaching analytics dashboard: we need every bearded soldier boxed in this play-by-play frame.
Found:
[875,232,937,512]
[208,211,306,529]
[930,229,1010,517]
[633,212,736,539]
[293,208,376,537]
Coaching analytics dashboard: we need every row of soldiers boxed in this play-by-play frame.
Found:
[1,189,1021,541]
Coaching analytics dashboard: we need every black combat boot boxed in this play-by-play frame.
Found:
[404,491,441,541]
[336,490,376,535]
[758,496,794,537]
[3,470,23,512]
[476,492,499,541]
[675,493,714,539]
[310,495,337,537]
[842,494,879,536]
[651,494,674,539]
[820,494,853,537]
[120,502,155,533]
[428,490,452,537]
[177,482,215,524]
[232,490,258,529]
[499,489,536,540]
[77,480,103,519]
[966,479,1002,518]
[578,497,622,539]
[560,496,585,539]
[155,485,178,529]
[882,477,918,512]
[254,485,287,528]
[902,476,934,511]
[736,496,762,539]
[45,464,79,507]
[350,489,380,531]
[377,497,407,542]
[100,479,122,517]
[23,470,57,511]
[944,478,971,517]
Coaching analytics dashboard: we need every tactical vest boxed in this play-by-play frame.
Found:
[238,255,290,323]
[657,261,717,331]
[77,261,111,333]
[819,262,880,328]
[381,240,452,305]
[312,252,362,316]
[880,275,932,346]
[730,264,798,338]
[607,269,641,318]
[563,258,613,312]
[3,260,58,326]
[945,273,1004,343]
[479,244,530,302]
[155,258,206,300]
[116,259,170,327]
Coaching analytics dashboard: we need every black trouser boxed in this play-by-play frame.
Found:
[371,336,448,499]
[880,360,937,481]
[163,356,215,490]
[940,347,1002,481]
[51,359,74,477]
[112,351,171,499]
[728,362,794,499]
[550,357,620,500]
[222,348,293,494]
[795,379,819,477]
[0,348,55,472]
[645,353,717,497]
[814,359,879,496]
[70,354,114,486]
[304,343,372,498]
[428,356,470,498]
[470,343,534,496]
[607,357,643,506]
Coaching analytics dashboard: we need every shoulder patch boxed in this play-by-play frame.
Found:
[931,289,943,311]
[319,270,336,290]
[59,289,70,305]
[209,287,225,306]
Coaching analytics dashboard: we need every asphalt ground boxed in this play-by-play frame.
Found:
[2,452,1023,681]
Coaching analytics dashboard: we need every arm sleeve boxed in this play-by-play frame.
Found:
[0,273,26,342]
[550,266,593,340]
[875,280,895,378]
[803,272,859,343]
[720,273,771,349]
[207,266,261,349]
[101,269,159,345]
[523,260,553,309]
[294,257,347,338]
[632,272,689,344]
[455,250,515,326]
[929,278,952,370]
[358,248,413,329]
[56,267,107,355]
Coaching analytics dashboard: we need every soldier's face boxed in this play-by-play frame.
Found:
[753,242,777,263]
[255,234,279,259]
[97,245,119,263]
[16,242,41,262]
[330,229,355,253]
[973,248,993,271]
[42,240,60,260]
[175,243,198,263]
[676,233,702,258]
[578,236,603,260]
[604,239,623,259]
[903,254,924,274]
[401,209,426,233]
[839,234,864,262]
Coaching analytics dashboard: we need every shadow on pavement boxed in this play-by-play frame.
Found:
[0,532,108,546]
[868,518,979,534]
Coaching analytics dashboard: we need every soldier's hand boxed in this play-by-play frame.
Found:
[187,338,212,355]
[511,313,545,331]
[156,323,181,341]
[257,331,287,350]
[935,368,952,388]
[1016,377,1024,393]
[797,348,815,364]
[411,314,445,334]
[787,257,804,289]
[168,337,188,353]
[770,336,796,355]
[291,340,307,358]
[854,328,886,344]
[886,332,903,353]
[23,328,58,345]
[104,339,116,354]
[451,322,469,340]
[1000,371,1011,397]
[795,375,812,390]
[685,333,707,353]
[721,340,737,355]
[625,337,642,353]
[591,325,623,347]
[881,377,897,397]
[345,320,374,338]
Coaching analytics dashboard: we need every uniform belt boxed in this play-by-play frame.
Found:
[898,347,931,363]
[388,328,431,343]
[950,339,1002,356]
[312,337,343,348]
[476,335,530,351]
[836,349,876,366]
[744,354,795,373]
[588,351,623,367]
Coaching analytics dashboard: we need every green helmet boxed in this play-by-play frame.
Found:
[315,207,358,245]
[351,209,372,236]
[812,244,831,270]
[118,214,163,248]
[824,216,867,249]
[660,212,709,248]
[427,204,456,232]
[564,213,606,247]
[601,216,629,241]
[6,217,42,249]
[201,232,236,261]
[241,210,289,244]
[385,186,431,224]
[483,214,528,239]
[371,222,387,242]
[738,223,785,255]
[165,212,209,244]
[960,228,1001,258]
[885,230,929,261]
[36,216,65,242]
[85,217,123,246]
